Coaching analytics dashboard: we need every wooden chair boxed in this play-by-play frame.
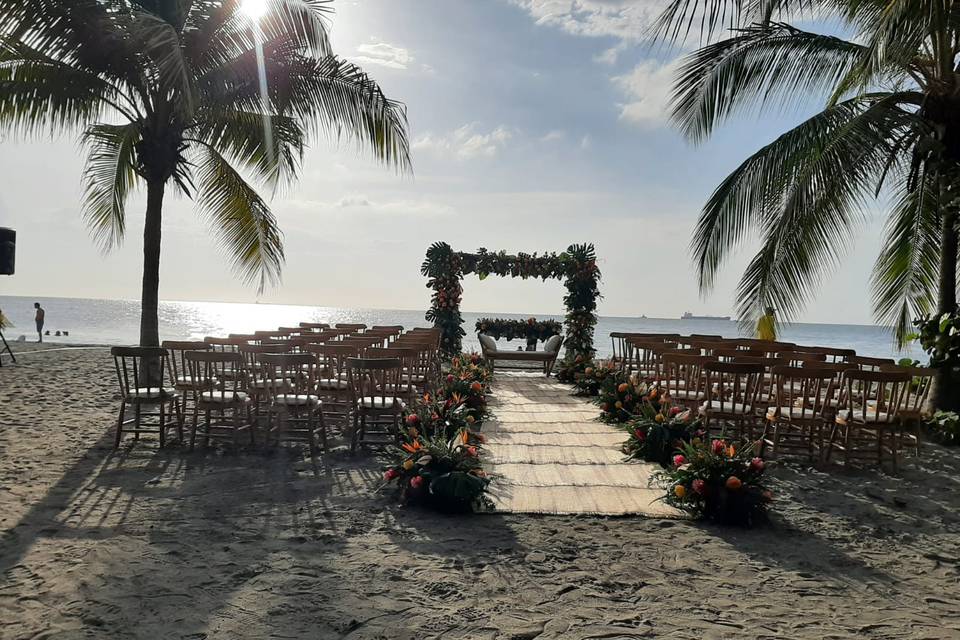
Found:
[257,353,326,455]
[763,365,837,461]
[336,323,368,331]
[346,357,405,452]
[239,342,290,424]
[793,345,856,364]
[882,364,936,454]
[849,355,896,371]
[110,346,183,448]
[787,351,827,366]
[185,351,253,450]
[825,369,911,470]
[305,343,357,428]
[299,322,330,331]
[700,362,764,441]
[658,353,711,410]
[161,340,210,417]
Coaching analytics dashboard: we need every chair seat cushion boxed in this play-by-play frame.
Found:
[127,387,177,400]
[317,378,349,390]
[176,375,212,387]
[767,406,820,420]
[248,379,292,390]
[273,394,320,407]
[360,396,405,410]
[836,411,893,425]
[700,400,752,415]
[667,389,703,400]
[200,390,249,404]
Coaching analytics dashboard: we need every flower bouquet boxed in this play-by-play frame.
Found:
[622,402,705,467]
[381,429,491,513]
[591,370,660,423]
[655,438,772,526]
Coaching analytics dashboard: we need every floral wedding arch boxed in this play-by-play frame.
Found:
[421,242,602,361]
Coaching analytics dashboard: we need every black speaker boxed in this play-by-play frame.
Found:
[0,227,14,276]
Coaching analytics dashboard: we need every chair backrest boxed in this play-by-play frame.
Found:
[299,322,330,330]
[185,351,246,395]
[256,353,317,398]
[305,343,359,380]
[838,368,910,424]
[770,365,837,419]
[336,323,368,331]
[365,347,420,399]
[111,346,170,396]
[346,357,404,406]
[703,361,764,411]
[659,353,711,398]
[161,340,209,382]
[792,344,856,363]
[204,336,247,354]
[239,342,290,381]
[734,339,796,356]
[849,355,896,371]
[715,347,765,361]
[880,365,935,417]
[787,351,827,365]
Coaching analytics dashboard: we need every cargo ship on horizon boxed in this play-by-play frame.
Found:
[681,311,732,321]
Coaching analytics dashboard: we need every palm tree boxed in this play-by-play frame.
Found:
[0,0,410,349]
[654,0,960,409]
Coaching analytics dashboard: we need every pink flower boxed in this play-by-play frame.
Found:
[673,454,686,467]
[466,446,478,457]
[692,479,706,495]
[670,406,682,416]
[634,428,646,441]
[446,374,455,384]
[410,476,424,489]
[711,440,726,455]
[750,457,765,472]
[384,468,399,481]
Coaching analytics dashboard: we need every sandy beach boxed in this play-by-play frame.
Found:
[1,344,959,639]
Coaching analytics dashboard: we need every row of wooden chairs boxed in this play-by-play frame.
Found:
[610,333,933,470]
[110,325,442,455]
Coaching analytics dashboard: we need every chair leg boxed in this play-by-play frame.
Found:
[158,402,166,448]
[204,409,212,448]
[190,404,200,451]
[114,402,126,449]
[173,399,185,442]
[133,403,141,441]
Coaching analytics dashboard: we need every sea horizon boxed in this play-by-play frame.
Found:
[0,294,925,361]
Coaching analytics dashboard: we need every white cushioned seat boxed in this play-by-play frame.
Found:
[317,378,349,390]
[767,406,820,420]
[272,394,320,407]
[478,334,498,354]
[700,400,752,415]
[248,379,292,391]
[359,396,405,410]
[127,387,176,400]
[668,389,703,401]
[175,375,212,387]
[836,411,893,424]
[543,334,562,354]
[200,390,249,403]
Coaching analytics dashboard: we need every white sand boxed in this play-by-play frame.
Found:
[1,345,959,639]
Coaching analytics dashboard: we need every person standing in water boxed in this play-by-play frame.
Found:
[34,302,45,343]
[756,306,776,341]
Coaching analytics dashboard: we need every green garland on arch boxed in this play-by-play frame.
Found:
[422,242,601,362]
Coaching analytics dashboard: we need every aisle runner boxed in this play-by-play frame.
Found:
[483,372,680,517]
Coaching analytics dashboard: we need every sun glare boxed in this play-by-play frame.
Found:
[240,0,267,21]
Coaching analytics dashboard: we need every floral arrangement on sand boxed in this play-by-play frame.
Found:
[381,352,493,512]
[475,317,562,342]
[622,402,705,468]
[655,438,772,526]
[571,364,662,423]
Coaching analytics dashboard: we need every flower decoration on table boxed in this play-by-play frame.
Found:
[475,317,562,342]
[654,438,772,526]
[380,352,494,512]
[422,242,601,359]
[622,402,705,468]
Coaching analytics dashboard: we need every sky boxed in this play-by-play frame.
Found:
[0,0,890,323]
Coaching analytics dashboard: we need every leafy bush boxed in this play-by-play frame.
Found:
[913,311,960,369]
[926,410,960,446]
[475,317,562,342]
[622,403,705,467]
[655,438,772,526]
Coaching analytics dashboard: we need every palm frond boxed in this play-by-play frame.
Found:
[193,144,285,291]
[81,122,141,251]
[671,22,866,142]
[871,167,942,344]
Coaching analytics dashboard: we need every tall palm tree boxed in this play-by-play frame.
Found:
[655,0,960,409]
[0,0,410,348]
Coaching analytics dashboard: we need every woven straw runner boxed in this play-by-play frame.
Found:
[482,372,681,517]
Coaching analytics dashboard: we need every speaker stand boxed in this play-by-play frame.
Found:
[0,329,15,366]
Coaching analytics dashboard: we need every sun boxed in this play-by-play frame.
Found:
[240,0,267,21]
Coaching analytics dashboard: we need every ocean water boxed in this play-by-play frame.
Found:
[0,295,926,361]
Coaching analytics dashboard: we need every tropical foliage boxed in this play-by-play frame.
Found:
[622,404,705,468]
[913,311,960,370]
[381,352,493,512]
[0,0,410,347]
[423,242,601,360]
[655,438,772,526]
[925,410,960,446]
[655,0,960,408]
[476,317,562,342]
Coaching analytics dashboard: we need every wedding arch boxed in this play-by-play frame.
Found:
[421,242,602,360]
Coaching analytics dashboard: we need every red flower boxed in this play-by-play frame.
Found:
[692,479,706,495]
[405,414,420,427]
[410,476,424,489]
[384,468,399,481]
[634,428,646,441]
[750,457,765,472]
[470,381,483,393]
[725,476,742,490]
[673,454,686,467]
[670,406,682,416]
[446,374,455,384]
[466,446,478,457]
[711,440,726,455]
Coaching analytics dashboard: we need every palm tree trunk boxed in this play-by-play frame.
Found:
[934,205,958,410]
[139,179,164,348]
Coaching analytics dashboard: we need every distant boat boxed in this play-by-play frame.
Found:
[681,311,731,321]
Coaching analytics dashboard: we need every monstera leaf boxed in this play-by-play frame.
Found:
[429,471,487,502]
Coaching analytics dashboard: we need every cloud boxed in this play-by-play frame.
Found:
[540,129,566,142]
[413,123,515,160]
[579,134,593,149]
[335,195,373,208]
[507,0,664,42]
[353,41,414,70]
[612,59,678,126]
[290,195,454,218]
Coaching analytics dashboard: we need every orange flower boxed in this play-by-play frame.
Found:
[401,440,423,454]
[726,445,736,458]
[460,430,469,444]
[674,485,686,498]
[725,476,742,490]
[618,383,629,394]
